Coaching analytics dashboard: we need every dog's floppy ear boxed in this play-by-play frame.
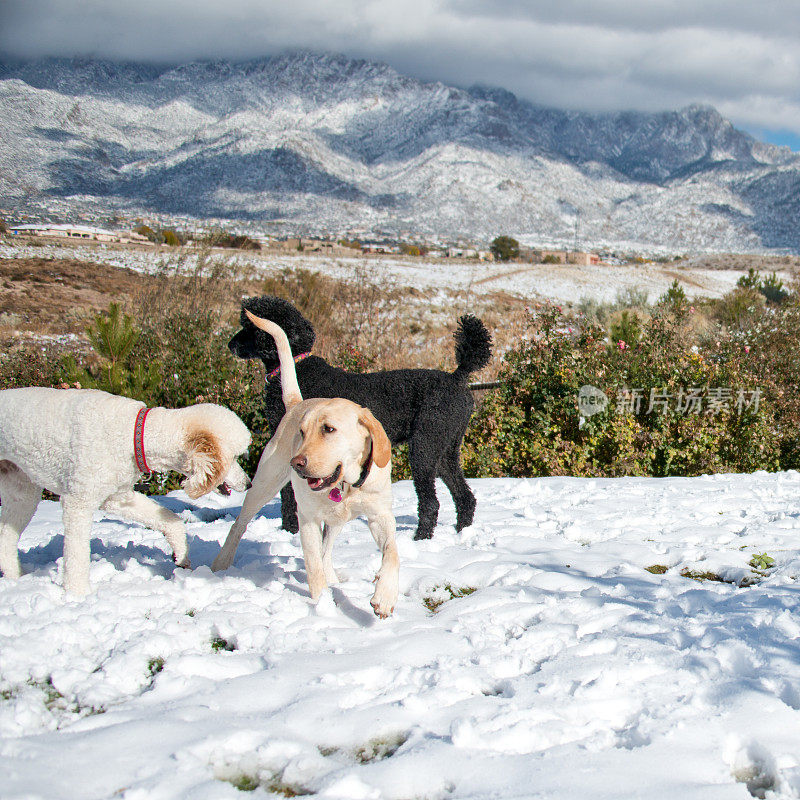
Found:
[358,408,391,469]
[183,428,227,499]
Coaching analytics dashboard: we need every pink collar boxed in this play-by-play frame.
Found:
[134,407,152,474]
[266,352,311,382]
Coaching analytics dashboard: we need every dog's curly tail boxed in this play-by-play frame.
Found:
[453,315,492,380]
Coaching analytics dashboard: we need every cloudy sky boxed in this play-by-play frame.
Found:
[2,0,800,149]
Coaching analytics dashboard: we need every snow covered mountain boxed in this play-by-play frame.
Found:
[1,51,799,251]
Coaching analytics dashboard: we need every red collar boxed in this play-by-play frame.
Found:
[134,407,152,474]
[266,352,311,382]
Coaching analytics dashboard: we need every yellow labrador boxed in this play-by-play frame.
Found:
[212,311,398,618]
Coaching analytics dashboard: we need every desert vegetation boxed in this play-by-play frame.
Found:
[1,249,798,488]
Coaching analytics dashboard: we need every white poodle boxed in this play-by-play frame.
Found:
[0,387,251,596]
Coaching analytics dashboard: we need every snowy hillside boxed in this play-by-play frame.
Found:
[4,474,800,798]
[2,51,800,251]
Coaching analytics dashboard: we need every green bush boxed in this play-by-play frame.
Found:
[609,309,642,348]
[737,268,790,305]
[0,344,68,389]
[4,260,800,496]
[714,287,765,329]
[63,303,159,401]
[658,279,689,314]
[737,267,761,290]
[759,272,789,305]
[462,303,781,478]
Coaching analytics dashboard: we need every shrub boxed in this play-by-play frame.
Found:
[0,343,68,389]
[737,268,761,291]
[714,287,766,329]
[135,225,161,243]
[542,254,561,264]
[736,268,790,305]
[62,303,160,401]
[0,218,7,235]
[160,229,183,247]
[204,228,260,250]
[759,272,789,305]
[609,309,642,348]
[657,279,689,314]
[490,236,520,262]
[462,303,780,479]
[616,286,649,308]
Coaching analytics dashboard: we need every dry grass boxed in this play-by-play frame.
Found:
[681,253,800,271]
[0,257,150,338]
[0,252,525,384]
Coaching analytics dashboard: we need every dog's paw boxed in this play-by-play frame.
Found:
[370,574,398,619]
[413,530,433,541]
[172,552,191,569]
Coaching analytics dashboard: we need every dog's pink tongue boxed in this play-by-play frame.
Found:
[307,477,323,489]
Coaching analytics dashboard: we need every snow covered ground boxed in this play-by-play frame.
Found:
[0,241,747,304]
[4,473,800,799]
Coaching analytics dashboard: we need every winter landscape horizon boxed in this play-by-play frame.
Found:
[6,4,800,799]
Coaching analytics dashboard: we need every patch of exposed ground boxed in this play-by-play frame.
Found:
[0,258,151,336]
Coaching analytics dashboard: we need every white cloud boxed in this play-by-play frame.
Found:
[2,0,800,137]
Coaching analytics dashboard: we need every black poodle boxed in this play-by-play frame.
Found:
[230,296,492,540]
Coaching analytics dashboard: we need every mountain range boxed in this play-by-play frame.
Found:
[1,50,799,251]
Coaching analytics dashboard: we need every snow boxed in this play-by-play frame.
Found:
[4,473,800,798]
[0,241,748,304]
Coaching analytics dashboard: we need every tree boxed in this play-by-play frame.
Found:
[610,309,642,348]
[161,229,182,247]
[63,303,159,400]
[204,228,260,250]
[759,272,789,305]
[490,236,520,262]
[0,218,7,235]
[135,224,161,243]
[658,279,688,313]
[737,268,790,305]
[737,267,761,290]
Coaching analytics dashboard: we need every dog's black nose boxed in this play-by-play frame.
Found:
[290,454,307,472]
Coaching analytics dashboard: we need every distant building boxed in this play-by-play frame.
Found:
[526,249,600,265]
[447,247,479,259]
[361,242,401,254]
[568,251,601,266]
[8,224,141,243]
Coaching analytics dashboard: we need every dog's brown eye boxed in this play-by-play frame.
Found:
[323,424,336,434]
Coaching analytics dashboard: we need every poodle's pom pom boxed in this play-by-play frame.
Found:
[453,315,492,377]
